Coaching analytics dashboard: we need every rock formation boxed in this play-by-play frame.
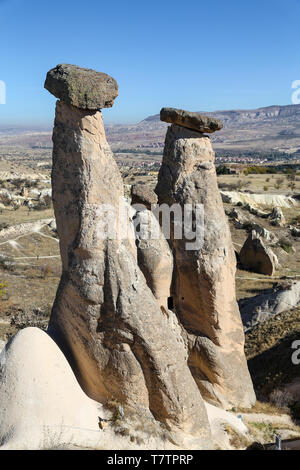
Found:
[45,64,118,109]
[239,281,300,331]
[160,108,223,133]
[45,65,211,444]
[250,225,278,243]
[0,328,102,449]
[270,206,286,227]
[0,64,258,449]
[155,112,255,409]
[131,184,157,209]
[239,231,278,276]
[291,226,300,237]
[220,191,297,208]
[133,206,173,310]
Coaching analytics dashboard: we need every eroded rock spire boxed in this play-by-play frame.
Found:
[156,107,256,409]
[45,65,211,446]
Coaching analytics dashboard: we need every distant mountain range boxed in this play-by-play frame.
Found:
[1,104,300,158]
[142,104,300,127]
[134,104,300,156]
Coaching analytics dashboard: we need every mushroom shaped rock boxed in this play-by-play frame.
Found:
[155,122,255,409]
[160,108,223,134]
[44,64,118,110]
[44,71,212,445]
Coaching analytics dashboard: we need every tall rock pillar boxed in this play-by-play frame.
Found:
[156,108,255,409]
[44,66,211,445]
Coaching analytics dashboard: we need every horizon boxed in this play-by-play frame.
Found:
[1,101,300,130]
[0,0,300,126]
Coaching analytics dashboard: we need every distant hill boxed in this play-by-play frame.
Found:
[136,104,300,158]
[142,104,300,127]
[1,104,300,159]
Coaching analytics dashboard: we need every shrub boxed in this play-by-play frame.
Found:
[216,165,231,175]
[10,306,50,331]
[0,280,7,298]
[0,255,14,271]
[269,389,293,410]
[275,178,284,189]
[278,237,293,254]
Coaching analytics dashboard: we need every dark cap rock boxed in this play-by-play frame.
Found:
[160,107,223,133]
[44,64,118,110]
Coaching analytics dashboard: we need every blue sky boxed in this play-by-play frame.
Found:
[0,0,300,125]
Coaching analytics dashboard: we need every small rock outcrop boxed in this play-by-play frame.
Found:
[239,231,278,276]
[160,107,223,133]
[251,225,278,243]
[220,191,297,208]
[227,208,258,230]
[239,281,300,331]
[155,116,255,409]
[270,206,286,227]
[228,209,277,242]
[243,203,269,218]
[45,66,211,444]
[131,184,157,209]
[291,226,300,237]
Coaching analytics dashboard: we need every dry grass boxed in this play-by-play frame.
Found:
[237,400,289,416]
[105,399,170,445]
[247,420,300,444]
[217,173,300,194]
[0,210,60,341]
[0,206,54,227]
[224,425,250,449]
[244,307,300,410]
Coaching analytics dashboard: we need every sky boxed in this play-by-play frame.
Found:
[0,0,300,125]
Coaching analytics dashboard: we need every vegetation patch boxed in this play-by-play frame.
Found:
[245,307,300,399]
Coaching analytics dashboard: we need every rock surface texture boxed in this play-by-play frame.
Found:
[239,231,278,276]
[131,184,158,209]
[44,64,118,110]
[155,123,255,409]
[239,281,300,331]
[0,65,258,449]
[160,107,223,133]
[0,328,103,449]
[45,68,211,445]
[270,206,286,227]
[134,208,173,310]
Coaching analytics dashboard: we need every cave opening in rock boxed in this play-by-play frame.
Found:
[167,296,174,310]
